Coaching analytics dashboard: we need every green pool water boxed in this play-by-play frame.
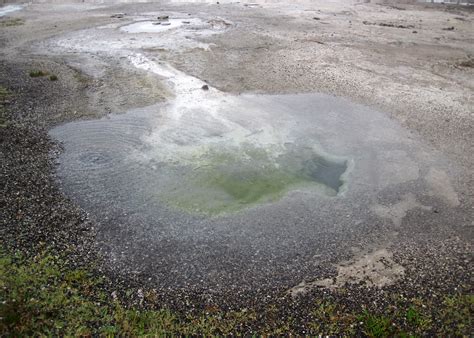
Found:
[163,144,348,215]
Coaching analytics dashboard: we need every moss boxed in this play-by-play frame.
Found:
[29,70,49,78]
[49,75,58,81]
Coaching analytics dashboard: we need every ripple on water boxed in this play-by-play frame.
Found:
[49,89,443,290]
[50,95,350,216]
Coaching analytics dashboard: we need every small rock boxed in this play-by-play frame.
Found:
[152,22,161,25]
[157,15,169,20]
[313,17,321,20]
[412,30,417,34]
[111,13,125,19]
[182,21,191,24]
[161,22,171,26]
[442,26,455,31]
[201,84,209,91]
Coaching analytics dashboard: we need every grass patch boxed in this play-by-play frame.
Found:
[0,247,472,335]
[357,310,393,338]
[29,70,49,78]
[0,249,255,335]
[406,306,421,325]
[309,300,355,335]
[0,250,107,335]
[0,18,24,27]
[439,294,474,335]
[404,304,432,332]
[49,75,58,81]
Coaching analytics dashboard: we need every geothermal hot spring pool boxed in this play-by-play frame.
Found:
[47,21,448,290]
[51,67,434,289]
[50,54,359,218]
[51,94,350,216]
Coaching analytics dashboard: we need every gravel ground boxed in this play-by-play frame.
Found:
[0,1,472,333]
[0,59,98,264]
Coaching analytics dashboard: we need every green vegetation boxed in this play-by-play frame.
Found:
[309,300,355,335]
[358,310,393,338]
[0,251,104,335]
[0,249,256,336]
[29,70,49,78]
[0,18,24,27]
[405,304,431,332]
[406,306,421,326]
[440,294,474,335]
[0,248,472,335]
[29,70,57,80]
